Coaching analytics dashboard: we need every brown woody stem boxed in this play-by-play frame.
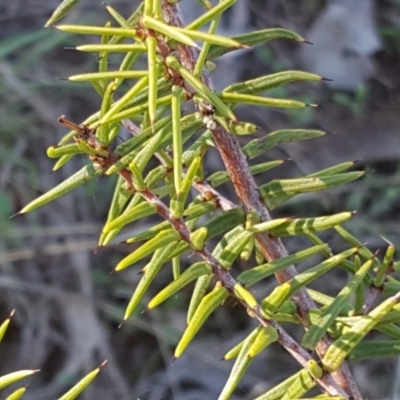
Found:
[162,1,361,398]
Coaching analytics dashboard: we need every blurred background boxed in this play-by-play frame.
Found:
[1,0,400,399]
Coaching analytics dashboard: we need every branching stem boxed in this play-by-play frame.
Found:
[161,1,362,398]
[106,105,349,397]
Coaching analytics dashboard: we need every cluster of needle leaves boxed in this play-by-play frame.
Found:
[0,311,106,399]
[11,0,400,399]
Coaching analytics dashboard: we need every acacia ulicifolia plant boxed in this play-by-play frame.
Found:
[15,0,400,398]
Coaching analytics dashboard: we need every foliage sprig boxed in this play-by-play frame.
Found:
[12,0,400,398]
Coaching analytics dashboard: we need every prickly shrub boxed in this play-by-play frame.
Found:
[14,0,400,399]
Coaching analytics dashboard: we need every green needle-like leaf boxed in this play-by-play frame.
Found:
[218,327,260,400]
[74,139,109,157]
[183,200,217,219]
[107,122,167,176]
[0,310,14,344]
[219,92,309,108]
[171,85,183,194]
[102,176,132,228]
[69,70,147,82]
[45,0,79,26]
[247,326,279,358]
[233,283,258,309]
[146,35,158,129]
[175,283,229,359]
[190,227,208,251]
[176,26,246,49]
[223,340,246,361]
[353,255,365,315]
[217,231,253,268]
[105,4,131,29]
[261,283,292,319]
[123,242,182,320]
[171,155,203,219]
[323,293,400,372]
[105,3,144,45]
[268,212,355,237]
[98,22,111,92]
[114,116,171,157]
[205,208,246,238]
[196,0,213,9]
[207,160,284,187]
[101,174,167,242]
[17,164,104,215]
[100,75,149,125]
[243,129,325,160]
[193,1,222,77]
[54,25,140,38]
[144,0,153,16]
[212,114,258,135]
[254,370,301,400]
[248,218,290,235]
[302,258,373,349]
[187,0,236,30]
[153,0,163,19]
[143,16,199,48]
[349,340,400,361]
[47,143,82,158]
[147,262,212,309]
[187,274,214,323]
[261,172,365,209]
[132,127,165,172]
[238,244,327,286]
[207,28,305,60]
[5,387,27,400]
[166,55,237,121]
[240,237,253,262]
[374,241,395,287]
[75,43,146,52]
[224,70,323,95]
[58,361,106,400]
[262,162,361,211]
[334,225,381,270]
[172,256,180,280]
[306,160,359,177]
[283,247,359,301]
[115,229,180,271]
[182,129,213,165]
[52,154,75,171]
[281,369,316,399]
[129,161,146,191]
[125,221,171,244]
[0,370,39,390]
[96,81,116,144]
[110,114,203,174]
